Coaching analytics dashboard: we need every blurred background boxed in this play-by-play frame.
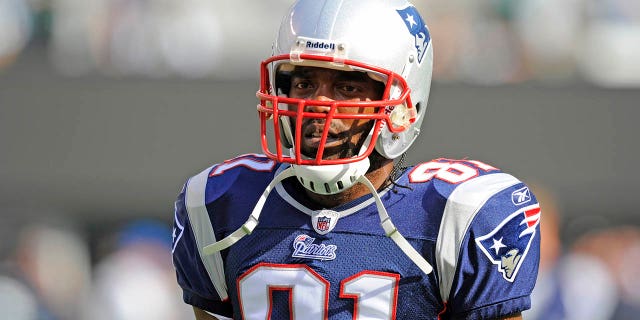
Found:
[0,0,639,319]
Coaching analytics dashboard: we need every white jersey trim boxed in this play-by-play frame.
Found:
[185,166,229,300]
[435,173,520,301]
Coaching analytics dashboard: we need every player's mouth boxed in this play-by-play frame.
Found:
[302,125,343,148]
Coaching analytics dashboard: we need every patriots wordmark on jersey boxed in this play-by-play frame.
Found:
[172,154,540,319]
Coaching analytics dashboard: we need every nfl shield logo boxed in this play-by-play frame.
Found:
[316,217,331,232]
[311,209,340,235]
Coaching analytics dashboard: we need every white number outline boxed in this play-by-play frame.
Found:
[339,271,400,320]
[210,154,276,177]
[409,159,498,184]
[237,263,329,319]
[236,263,400,320]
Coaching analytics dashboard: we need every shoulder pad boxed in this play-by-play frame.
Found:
[434,172,523,301]
[204,154,278,203]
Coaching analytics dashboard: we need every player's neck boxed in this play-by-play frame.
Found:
[303,157,394,209]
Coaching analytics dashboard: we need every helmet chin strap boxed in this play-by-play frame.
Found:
[202,167,295,255]
[290,158,370,195]
[202,165,433,276]
[356,174,433,275]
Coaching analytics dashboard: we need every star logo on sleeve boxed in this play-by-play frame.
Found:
[489,237,507,255]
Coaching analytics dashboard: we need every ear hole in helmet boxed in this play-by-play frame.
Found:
[415,102,422,114]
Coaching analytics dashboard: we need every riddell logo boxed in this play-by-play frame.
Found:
[306,41,336,51]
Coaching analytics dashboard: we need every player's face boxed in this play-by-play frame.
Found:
[288,67,384,160]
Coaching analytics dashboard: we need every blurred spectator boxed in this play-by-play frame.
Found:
[50,0,226,78]
[572,226,640,319]
[1,0,635,86]
[0,211,92,320]
[414,0,474,82]
[456,0,530,84]
[524,184,640,320]
[0,274,38,319]
[105,0,224,78]
[579,0,640,87]
[524,185,619,320]
[0,0,32,69]
[48,0,105,76]
[514,0,584,82]
[419,0,569,84]
[86,219,192,320]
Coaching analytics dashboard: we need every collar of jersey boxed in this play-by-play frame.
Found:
[274,163,393,218]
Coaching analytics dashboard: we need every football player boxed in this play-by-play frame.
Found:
[172,0,541,319]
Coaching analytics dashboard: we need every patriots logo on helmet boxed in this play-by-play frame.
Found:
[476,204,541,282]
[396,5,430,64]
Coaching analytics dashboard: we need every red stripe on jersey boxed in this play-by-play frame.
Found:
[524,206,541,228]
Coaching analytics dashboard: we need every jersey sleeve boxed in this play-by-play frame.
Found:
[171,169,233,317]
[436,173,541,319]
[171,155,278,317]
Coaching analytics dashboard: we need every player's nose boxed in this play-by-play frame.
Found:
[306,86,333,113]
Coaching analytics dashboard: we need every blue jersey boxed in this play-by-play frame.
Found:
[172,154,540,319]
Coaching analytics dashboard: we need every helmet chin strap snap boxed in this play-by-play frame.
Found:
[389,103,414,129]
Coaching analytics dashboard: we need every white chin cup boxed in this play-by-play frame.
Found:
[292,157,370,195]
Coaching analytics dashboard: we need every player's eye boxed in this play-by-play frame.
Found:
[293,81,313,90]
[337,84,359,93]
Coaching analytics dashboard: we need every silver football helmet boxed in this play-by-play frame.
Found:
[257,0,433,194]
